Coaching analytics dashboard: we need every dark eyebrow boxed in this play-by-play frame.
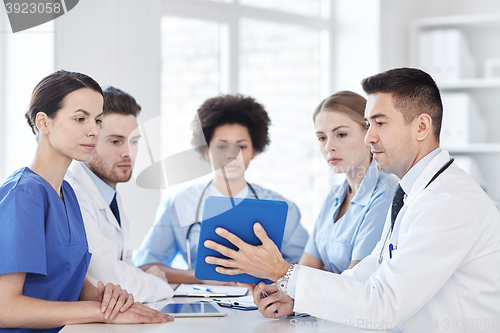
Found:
[106,135,125,139]
[364,113,388,122]
[75,109,90,116]
[215,139,250,143]
[74,110,103,119]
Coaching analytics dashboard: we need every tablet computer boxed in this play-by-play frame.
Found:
[195,196,288,284]
[158,302,227,317]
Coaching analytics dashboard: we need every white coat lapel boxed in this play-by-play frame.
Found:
[389,150,452,245]
[115,192,129,261]
[405,150,451,206]
[69,162,123,232]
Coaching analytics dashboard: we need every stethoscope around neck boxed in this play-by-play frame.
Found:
[377,158,454,265]
[185,179,259,270]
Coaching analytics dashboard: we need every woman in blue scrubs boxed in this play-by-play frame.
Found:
[298,91,397,273]
[0,71,172,332]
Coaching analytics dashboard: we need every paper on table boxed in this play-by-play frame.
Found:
[174,284,248,297]
[211,296,257,309]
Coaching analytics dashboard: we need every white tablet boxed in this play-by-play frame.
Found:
[158,302,227,317]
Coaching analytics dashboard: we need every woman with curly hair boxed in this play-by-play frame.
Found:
[133,94,309,283]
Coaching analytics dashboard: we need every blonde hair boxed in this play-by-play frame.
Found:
[313,91,367,129]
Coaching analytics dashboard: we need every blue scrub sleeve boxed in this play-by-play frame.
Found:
[0,189,47,276]
[303,221,320,260]
[351,191,391,261]
[303,196,332,261]
[280,202,308,264]
[132,199,179,267]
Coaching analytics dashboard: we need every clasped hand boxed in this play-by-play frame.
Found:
[96,281,173,323]
[97,281,134,320]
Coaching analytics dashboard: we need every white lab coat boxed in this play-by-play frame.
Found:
[65,162,173,302]
[293,150,500,332]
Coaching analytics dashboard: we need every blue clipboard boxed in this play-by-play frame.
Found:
[195,196,288,284]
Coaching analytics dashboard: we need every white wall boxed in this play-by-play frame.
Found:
[0,11,55,181]
[335,0,381,94]
[55,0,163,250]
[0,13,6,181]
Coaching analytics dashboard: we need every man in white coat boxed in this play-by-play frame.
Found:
[65,86,173,303]
[203,68,500,332]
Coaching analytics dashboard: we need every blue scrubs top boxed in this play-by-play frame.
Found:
[0,168,91,333]
[304,160,397,273]
[133,182,309,269]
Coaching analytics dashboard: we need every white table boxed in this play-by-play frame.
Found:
[60,297,386,333]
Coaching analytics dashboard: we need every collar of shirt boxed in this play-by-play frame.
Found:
[195,182,253,222]
[399,147,442,199]
[332,181,349,208]
[207,182,253,199]
[81,162,116,206]
[333,159,380,208]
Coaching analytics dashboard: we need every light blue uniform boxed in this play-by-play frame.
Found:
[0,168,91,333]
[133,182,309,268]
[304,160,397,273]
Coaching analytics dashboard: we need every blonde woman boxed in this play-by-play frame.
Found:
[298,91,397,273]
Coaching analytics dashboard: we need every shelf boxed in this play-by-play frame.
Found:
[438,78,500,90]
[409,11,500,203]
[444,144,500,154]
[412,13,500,29]
[409,13,500,68]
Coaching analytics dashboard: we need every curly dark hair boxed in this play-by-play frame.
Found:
[191,94,271,154]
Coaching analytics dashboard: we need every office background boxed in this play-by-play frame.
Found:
[1,0,499,253]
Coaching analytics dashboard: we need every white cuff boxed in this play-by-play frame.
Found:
[286,264,301,299]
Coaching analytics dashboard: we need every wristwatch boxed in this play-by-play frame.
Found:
[277,264,295,294]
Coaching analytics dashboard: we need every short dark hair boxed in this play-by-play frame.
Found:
[361,67,443,140]
[191,94,271,154]
[25,70,103,136]
[101,86,141,117]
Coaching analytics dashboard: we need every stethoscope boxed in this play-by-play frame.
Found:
[185,180,259,270]
[378,158,454,265]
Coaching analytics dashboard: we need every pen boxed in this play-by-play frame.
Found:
[193,286,213,292]
[261,290,278,314]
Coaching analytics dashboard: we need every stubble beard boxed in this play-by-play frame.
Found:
[88,154,133,185]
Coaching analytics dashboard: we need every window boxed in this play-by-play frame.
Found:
[159,0,339,232]
[240,0,323,17]
[239,18,325,225]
